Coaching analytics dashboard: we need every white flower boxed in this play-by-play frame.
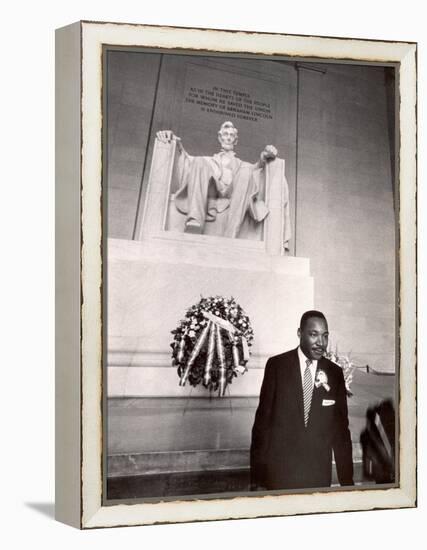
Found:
[189,330,196,338]
[315,370,330,391]
[316,370,327,384]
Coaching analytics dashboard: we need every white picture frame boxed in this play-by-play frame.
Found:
[55,20,417,529]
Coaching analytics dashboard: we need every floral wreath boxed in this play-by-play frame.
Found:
[171,296,254,396]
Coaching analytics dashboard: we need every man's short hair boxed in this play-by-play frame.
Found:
[299,310,327,330]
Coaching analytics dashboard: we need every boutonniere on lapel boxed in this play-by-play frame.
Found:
[314,370,330,392]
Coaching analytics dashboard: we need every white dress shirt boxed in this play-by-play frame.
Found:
[297,346,317,388]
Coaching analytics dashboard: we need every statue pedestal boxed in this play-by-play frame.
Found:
[107,235,313,397]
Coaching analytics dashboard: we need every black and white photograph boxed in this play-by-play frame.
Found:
[2,0,423,545]
[104,48,399,502]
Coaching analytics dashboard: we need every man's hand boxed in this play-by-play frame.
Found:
[260,145,278,165]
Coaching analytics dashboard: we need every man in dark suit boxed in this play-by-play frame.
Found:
[250,310,354,490]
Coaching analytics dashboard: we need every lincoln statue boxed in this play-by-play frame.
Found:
[156,121,280,239]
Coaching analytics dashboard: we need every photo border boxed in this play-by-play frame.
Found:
[77,21,416,528]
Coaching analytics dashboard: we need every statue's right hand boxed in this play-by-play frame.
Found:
[156,130,180,143]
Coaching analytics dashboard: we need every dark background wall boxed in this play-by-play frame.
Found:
[106,50,396,373]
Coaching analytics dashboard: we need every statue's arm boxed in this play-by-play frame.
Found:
[156,131,192,192]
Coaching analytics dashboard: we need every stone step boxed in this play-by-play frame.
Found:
[108,446,363,478]
[108,448,249,477]
[106,461,370,501]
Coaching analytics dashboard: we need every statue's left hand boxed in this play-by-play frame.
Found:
[260,145,278,163]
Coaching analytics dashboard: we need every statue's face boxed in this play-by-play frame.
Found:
[218,127,237,151]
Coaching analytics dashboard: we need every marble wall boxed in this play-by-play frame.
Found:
[296,64,396,372]
[106,50,161,239]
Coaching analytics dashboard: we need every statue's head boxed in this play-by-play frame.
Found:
[218,121,238,151]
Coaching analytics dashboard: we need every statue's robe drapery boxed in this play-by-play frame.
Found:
[174,150,269,239]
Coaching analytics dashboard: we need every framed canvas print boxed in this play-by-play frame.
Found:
[55,21,417,529]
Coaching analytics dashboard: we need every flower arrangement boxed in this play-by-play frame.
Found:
[171,296,254,396]
[324,346,356,397]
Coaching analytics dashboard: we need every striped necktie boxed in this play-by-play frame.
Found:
[303,359,313,427]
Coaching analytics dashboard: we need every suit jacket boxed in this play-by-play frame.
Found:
[250,348,354,490]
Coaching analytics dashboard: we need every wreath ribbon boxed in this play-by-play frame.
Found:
[203,311,249,362]
[179,309,249,394]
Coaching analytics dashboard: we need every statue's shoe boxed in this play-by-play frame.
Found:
[185,219,202,234]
